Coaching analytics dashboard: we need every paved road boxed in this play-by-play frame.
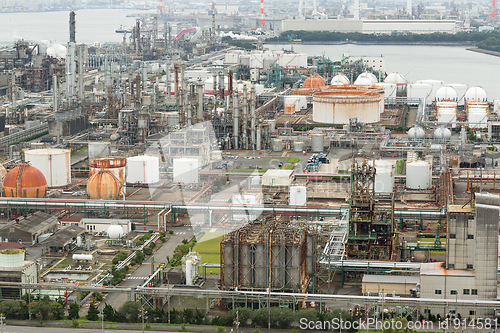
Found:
[103,225,194,310]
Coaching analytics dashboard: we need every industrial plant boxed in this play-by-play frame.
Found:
[0,2,499,329]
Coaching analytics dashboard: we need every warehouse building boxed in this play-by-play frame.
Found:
[0,212,58,245]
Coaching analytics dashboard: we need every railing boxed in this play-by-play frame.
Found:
[0,123,48,146]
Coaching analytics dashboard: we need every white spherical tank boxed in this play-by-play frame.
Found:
[406,160,432,190]
[107,225,124,239]
[435,86,457,101]
[448,83,468,106]
[356,72,378,84]
[465,86,487,102]
[88,142,111,158]
[407,125,425,142]
[24,149,71,187]
[331,74,349,85]
[433,126,452,143]
[293,141,305,152]
[290,185,307,206]
[310,134,325,152]
[354,77,374,86]
[384,72,406,85]
[0,249,24,267]
[313,91,381,124]
[126,155,160,184]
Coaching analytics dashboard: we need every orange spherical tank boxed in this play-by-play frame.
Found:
[89,157,126,196]
[302,73,325,89]
[86,171,121,200]
[3,163,47,198]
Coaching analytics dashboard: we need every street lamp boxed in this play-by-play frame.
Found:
[100,302,104,333]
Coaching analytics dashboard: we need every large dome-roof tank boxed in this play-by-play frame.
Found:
[3,162,47,198]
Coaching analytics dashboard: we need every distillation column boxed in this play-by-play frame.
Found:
[242,85,248,149]
[233,91,239,150]
[197,79,204,123]
[250,86,256,150]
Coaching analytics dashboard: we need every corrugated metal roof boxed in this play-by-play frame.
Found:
[262,169,294,178]
[362,275,420,284]
[0,211,56,234]
[42,225,84,246]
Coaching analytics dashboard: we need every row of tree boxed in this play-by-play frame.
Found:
[268,30,500,44]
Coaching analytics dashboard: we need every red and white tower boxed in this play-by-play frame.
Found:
[260,0,265,26]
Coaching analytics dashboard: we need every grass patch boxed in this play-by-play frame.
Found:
[395,160,403,175]
[281,164,294,170]
[417,238,446,244]
[288,157,300,163]
[71,147,89,157]
[193,234,224,274]
[36,322,46,327]
[105,325,117,329]
[430,250,446,255]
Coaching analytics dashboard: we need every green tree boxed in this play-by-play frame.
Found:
[86,303,100,321]
[68,302,80,320]
[103,303,117,322]
[118,301,141,323]
[92,292,104,302]
[51,302,65,320]
[33,299,52,321]
[0,300,21,319]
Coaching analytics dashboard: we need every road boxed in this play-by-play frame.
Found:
[103,225,194,310]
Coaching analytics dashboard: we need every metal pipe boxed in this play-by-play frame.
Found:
[242,85,248,149]
[78,45,84,101]
[197,79,204,122]
[250,85,256,149]
[233,91,239,149]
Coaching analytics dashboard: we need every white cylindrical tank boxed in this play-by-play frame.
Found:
[126,156,160,184]
[0,249,24,267]
[186,259,193,286]
[376,83,397,98]
[76,235,82,247]
[374,168,394,195]
[407,83,433,102]
[272,139,283,152]
[416,80,444,102]
[311,134,324,152]
[88,142,111,158]
[173,158,199,184]
[24,149,71,187]
[468,109,488,129]
[465,86,487,102]
[406,160,432,190]
[72,253,93,261]
[290,185,307,206]
[448,83,468,106]
[108,225,124,239]
[293,141,305,152]
[437,108,457,128]
[313,91,381,124]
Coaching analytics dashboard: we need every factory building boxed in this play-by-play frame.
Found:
[420,193,499,317]
[41,225,85,253]
[0,212,58,245]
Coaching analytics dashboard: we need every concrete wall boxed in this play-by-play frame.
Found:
[282,19,362,32]
[362,281,417,296]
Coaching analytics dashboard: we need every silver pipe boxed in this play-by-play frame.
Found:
[250,85,256,149]
[233,91,239,149]
[197,79,204,122]
[242,85,248,149]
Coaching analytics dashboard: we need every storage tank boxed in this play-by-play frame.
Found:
[354,77,374,86]
[173,158,199,184]
[374,168,394,195]
[415,79,444,102]
[88,142,111,158]
[4,162,47,198]
[272,139,283,152]
[406,160,432,190]
[437,108,457,128]
[89,157,126,195]
[468,109,488,129]
[311,134,324,152]
[72,253,93,261]
[24,149,71,187]
[376,83,397,98]
[108,225,124,239]
[86,171,122,200]
[284,104,295,114]
[407,125,425,142]
[331,74,349,85]
[302,73,325,88]
[384,72,407,94]
[407,83,433,102]
[448,83,468,106]
[0,249,24,267]
[126,156,160,184]
[433,126,452,143]
[0,164,7,180]
[465,86,487,102]
[435,86,457,102]
[293,141,305,152]
[312,91,381,124]
[356,72,378,84]
[290,185,307,206]
[185,259,193,285]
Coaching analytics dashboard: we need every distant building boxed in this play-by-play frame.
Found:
[0,212,58,245]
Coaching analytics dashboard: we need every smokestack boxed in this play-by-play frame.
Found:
[78,45,84,101]
[53,75,58,113]
[250,85,256,149]
[197,79,204,122]
[233,91,239,149]
[260,0,265,26]
[242,85,248,149]
[407,0,412,15]
[69,11,76,43]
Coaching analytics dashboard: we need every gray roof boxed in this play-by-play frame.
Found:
[42,225,85,246]
[0,211,57,234]
[262,169,294,178]
[362,275,420,284]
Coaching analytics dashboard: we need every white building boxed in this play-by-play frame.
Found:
[261,169,295,187]
[79,218,132,234]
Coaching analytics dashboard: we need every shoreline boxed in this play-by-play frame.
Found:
[265,41,472,46]
[466,47,500,57]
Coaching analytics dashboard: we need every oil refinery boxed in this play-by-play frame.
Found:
[0,4,498,330]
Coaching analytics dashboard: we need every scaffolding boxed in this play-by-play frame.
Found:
[346,155,398,261]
